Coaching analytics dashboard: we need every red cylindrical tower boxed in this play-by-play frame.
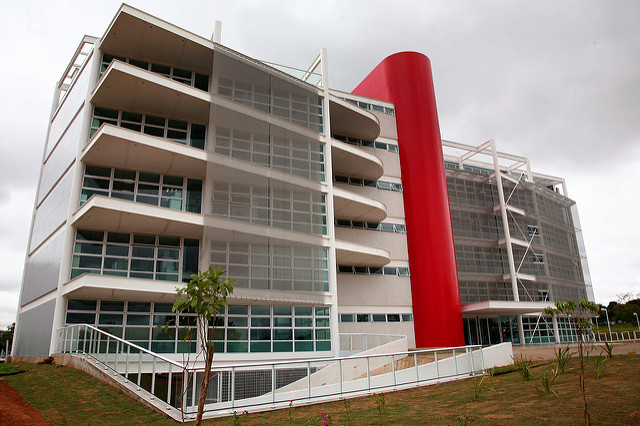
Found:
[352,52,464,348]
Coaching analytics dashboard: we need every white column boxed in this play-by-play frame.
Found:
[318,49,340,357]
[552,314,561,343]
[49,45,102,355]
[212,21,222,44]
[490,139,518,302]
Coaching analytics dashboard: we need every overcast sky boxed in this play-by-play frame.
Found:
[0,0,638,327]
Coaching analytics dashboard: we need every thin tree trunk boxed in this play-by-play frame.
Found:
[578,325,591,425]
[196,344,215,426]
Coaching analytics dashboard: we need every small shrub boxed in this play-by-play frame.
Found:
[473,374,488,399]
[231,410,249,425]
[554,346,573,374]
[373,392,386,420]
[486,368,495,391]
[540,367,558,397]
[458,414,474,425]
[601,341,614,359]
[594,355,608,379]
[307,411,333,426]
[343,398,352,426]
[288,400,293,425]
[512,355,533,381]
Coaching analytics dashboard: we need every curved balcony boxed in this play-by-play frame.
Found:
[335,240,390,267]
[329,95,380,142]
[83,124,208,178]
[72,196,204,238]
[63,273,179,301]
[101,5,213,74]
[333,187,387,223]
[331,140,384,181]
[92,61,211,123]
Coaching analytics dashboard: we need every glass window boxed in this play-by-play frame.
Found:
[356,314,370,323]
[340,314,355,323]
[295,306,313,316]
[98,314,123,325]
[273,306,291,316]
[66,312,95,324]
[383,267,397,275]
[67,299,97,311]
[100,301,124,311]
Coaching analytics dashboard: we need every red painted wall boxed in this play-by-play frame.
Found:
[352,52,464,348]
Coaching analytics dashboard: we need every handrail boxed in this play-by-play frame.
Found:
[55,323,487,422]
[57,323,184,369]
[187,343,479,373]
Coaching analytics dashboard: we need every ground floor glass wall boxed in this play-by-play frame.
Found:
[464,314,585,346]
[65,299,331,354]
[463,316,520,346]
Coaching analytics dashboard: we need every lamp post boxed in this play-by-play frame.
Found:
[604,308,612,336]
[634,312,640,332]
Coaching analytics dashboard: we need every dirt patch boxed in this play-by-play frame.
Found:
[0,378,50,425]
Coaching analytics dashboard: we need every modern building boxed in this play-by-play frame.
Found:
[12,4,593,359]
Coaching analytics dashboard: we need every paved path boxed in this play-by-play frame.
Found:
[513,341,640,362]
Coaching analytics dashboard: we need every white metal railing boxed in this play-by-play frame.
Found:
[592,330,640,342]
[339,333,405,352]
[56,324,485,421]
[56,324,185,418]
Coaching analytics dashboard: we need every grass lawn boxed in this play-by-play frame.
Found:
[3,355,640,425]
[595,322,640,334]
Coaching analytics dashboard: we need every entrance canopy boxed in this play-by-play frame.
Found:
[462,300,553,316]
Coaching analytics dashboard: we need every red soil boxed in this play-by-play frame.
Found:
[0,379,50,425]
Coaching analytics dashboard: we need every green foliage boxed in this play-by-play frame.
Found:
[512,355,533,381]
[289,400,294,426]
[545,299,600,426]
[601,341,614,359]
[373,392,386,420]
[173,266,235,329]
[343,398,352,426]
[593,355,608,379]
[0,322,14,351]
[0,364,24,376]
[554,346,574,374]
[608,297,640,324]
[540,367,558,397]
[173,266,234,425]
[307,411,332,425]
[6,357,640,425]
[486,367,495,391]
[473,374,488,399]
[458,415,474,425]
[485,364,519,376]
[544,299,599,326]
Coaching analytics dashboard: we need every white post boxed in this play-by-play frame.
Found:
[212,21,222,44]
[605,308,612,337]
[552,314,561,343]
[634,312,640,332]
[167,364,173,409]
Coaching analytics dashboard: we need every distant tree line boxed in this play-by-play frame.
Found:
[598,293,640,325]
[0,323,14,351]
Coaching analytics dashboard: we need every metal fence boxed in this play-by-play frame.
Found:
[56,324,485,421]
[339,333,405,352]
[592,330,640,342]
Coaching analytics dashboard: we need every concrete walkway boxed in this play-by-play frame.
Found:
[513,341,640,362]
